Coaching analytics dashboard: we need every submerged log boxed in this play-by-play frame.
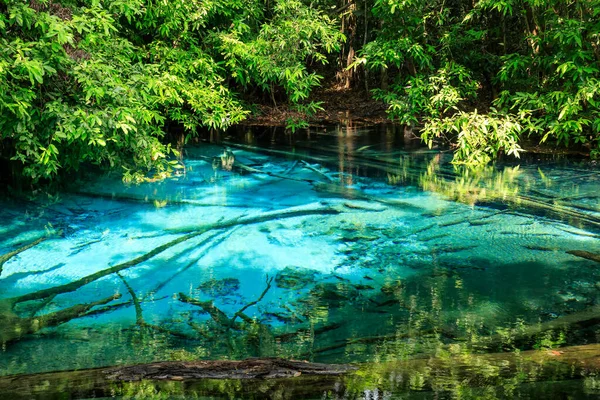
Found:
[228,142,600,231]
[0,236,48,277]
[0,294,121,344]
[567,250,600,264]
[301,160,335,182]
[3,345,600,399]
[105,358,355,381]
[234,160,317,183]
[178,276,273,330]
[179,293,237,328]
[0,204,350,347]
[0,358,352,400]
[4,204,342,307]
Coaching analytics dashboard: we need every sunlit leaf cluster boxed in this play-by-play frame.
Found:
[355,0,600,163]
[0,0,342,182]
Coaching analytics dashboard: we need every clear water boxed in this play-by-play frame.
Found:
[1,125,600,398]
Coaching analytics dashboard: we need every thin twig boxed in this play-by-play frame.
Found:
[231,275,274,325]
[283,160,299,175]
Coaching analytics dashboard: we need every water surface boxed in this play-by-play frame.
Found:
[1,125,600,398]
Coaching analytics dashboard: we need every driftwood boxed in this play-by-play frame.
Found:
[234,160,317,183]
[179,293,239,328]
[82,295,168,319]
[191,153,318,184]
[0,358,353,399]
[275,322,345,342]
[313,182,424,212]
[223,141,456,182]
[116,272,144,325]
[71,190,252,209]
[230,275,273,325]
[144,229,235,298]
[178,276,274,347]
[301,160,335,182]
[166,203,341,235]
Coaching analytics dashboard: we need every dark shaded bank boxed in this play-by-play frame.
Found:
[4,345,600,399]
[240,88,390,127]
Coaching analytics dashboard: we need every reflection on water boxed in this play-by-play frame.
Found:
[1,124,600,398]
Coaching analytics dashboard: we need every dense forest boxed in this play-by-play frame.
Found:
[1,0,599,183]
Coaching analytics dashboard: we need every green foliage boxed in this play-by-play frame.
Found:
[0,0,247,182]
[423,110,523,165]
[485,0,600,157]
[3,0,600,181]
[372,62,478,127]
[353,0,600,164]
[533,330,567,350]
[0,0,343,183]
[214,0,344,104]
[285,101,324,133]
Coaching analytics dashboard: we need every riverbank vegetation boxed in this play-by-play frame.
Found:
[1,0,599,182]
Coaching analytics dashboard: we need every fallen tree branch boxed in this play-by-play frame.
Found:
[5,204,341,307]
[145,229,236,299]
[70,190,251,209]
[313,182,424,211]
[3,231,206,307]
[178,293,241,329]
[166,204,341,235]
[225,141,600,231]
[0,294,121,344]
[0,236,48,277]
[283,160,299,175]
[231,275,273,326]
[117,272,144,326]
[192,153,316,184]
[180,276,274,331]
[84,293,171,318]
[105,358,355,381]
[0,204,346,346]
[567,250,600,264]
[301,161,335,182]
[234,161,317,183]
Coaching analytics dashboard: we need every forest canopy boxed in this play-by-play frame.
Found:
[1,0,599,183]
